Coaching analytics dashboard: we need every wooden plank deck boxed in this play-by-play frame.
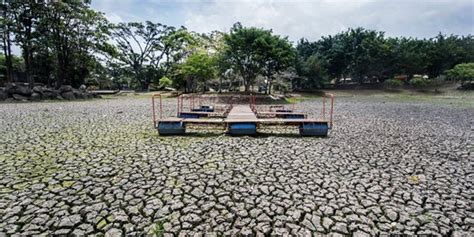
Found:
[225,105,257,122]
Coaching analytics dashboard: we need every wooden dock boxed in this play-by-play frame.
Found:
[225,105,257,122]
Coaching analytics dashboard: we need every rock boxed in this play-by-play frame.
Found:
[41,88,57,99]
[79,84,87,92]
[54,229,70,235]
[5,83,16,94]
[58,214,82,228]
[12,94,28,101]
[181,213,202,224]
[257,213,271,222]
[59,85,73,93]
[105,228,123,237]
[322,217,334,230]
[240,227,253,236]
[90,187,104,197]
[6,83,31,96]
[170,201,184,211]
[386,209,398,222]
[31,93,41,101]
[73,89,86,99]
[353,230,371,237]
[17,85,32,96]
[332,222,349,234]
[33,86,44,94]
[61,91,76,100]
[0,89,8,100]
[71,229,86,236]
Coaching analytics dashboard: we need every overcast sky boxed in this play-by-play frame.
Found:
[94,0,473,42]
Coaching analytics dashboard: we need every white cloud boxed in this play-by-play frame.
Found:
[91,0,474,42]
[182,0,474,41]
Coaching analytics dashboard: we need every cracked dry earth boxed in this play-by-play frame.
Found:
[0,96,473,236]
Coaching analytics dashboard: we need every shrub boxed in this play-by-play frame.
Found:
[383,79,403,89]
[445,63,474,85]
[410,77,430,88]
[158,76,173,89]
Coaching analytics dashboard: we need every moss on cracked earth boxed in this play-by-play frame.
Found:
[0,93,473,235]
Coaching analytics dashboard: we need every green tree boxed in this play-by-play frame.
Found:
[198,31,229,92]
[110,21,166,90]
[445,63,474,86]
[152,28,197,75]
[391,37,429,79]
[257,33,295,94]
[221,23,294,92]
[0,1,14,83]
[221,23,267,92]
[299,55,329,89]
[0,54,24,83]
[41,0,109,87]
[177,51,216,92]
[110,22,195,90]
[426,34,473,78]
[9,0,44,88]
[2,0,109,88]
[158,76,172,88]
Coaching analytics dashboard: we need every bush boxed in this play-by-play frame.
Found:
[383,79,403,89]
[410,77,430,88]
[158,76,173,89]
[445,63,474,85]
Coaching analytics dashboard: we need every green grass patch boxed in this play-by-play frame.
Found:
[150,219,166,237]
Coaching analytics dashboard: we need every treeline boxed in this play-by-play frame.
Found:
[295,28,474,89]
[1,0,108,89]
[1,1,473,92]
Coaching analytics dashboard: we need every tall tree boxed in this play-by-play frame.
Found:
[176,51,216,92]
[0,1,14,84]
[42,0,109,88]
[150,27,196,75]
[257,34,295,94]
[222,23,266,92]
[110,21,192,90]
[392,37,430,79]
[9,0,43,88]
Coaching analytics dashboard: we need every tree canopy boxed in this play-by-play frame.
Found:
[295,28,473,89]
[220,23,294,92]
[1,2,473,92]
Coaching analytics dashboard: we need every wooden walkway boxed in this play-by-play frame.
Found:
[225,105,257,122]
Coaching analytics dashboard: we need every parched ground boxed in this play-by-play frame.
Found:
[0,93,472,236]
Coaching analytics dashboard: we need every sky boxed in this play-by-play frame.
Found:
[91,0,474,43]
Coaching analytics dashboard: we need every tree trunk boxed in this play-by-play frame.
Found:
[23,46,33,89]
[56,53,65,88]
[23,22,34,89]
[3,35,13,83]
[218,77,222,93]
[139,76,149,91]
[268,79,273,95]
[2,6,13,84]
[2,31,10,83]
[244,82,250,92]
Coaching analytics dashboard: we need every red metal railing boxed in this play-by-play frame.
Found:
[151,94,163,127]
[323,93,335,128]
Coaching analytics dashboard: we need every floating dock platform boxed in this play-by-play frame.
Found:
[152,94,334,136]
